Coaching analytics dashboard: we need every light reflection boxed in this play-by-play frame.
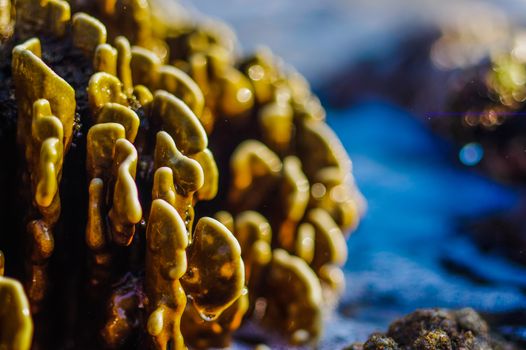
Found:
[236,87,252,103]
[459,142,484,166]
[311,183,326,199]
[430,3,510,70]
[248,64,265,81]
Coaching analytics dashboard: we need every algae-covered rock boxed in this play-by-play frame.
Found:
[0,0,363,348]
[346,308,518,350]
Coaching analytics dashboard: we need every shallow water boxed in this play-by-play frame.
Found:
[322,102,526,349]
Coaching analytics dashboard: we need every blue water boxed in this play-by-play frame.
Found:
[232,102,526,349]
[319,102,526,349]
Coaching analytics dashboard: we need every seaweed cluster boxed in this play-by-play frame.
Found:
[0,0,363,349]
[345,308,518,350]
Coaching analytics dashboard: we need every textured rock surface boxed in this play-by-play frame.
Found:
[345,308,517,350]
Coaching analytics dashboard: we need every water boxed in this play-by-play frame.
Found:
[319,102,526,349]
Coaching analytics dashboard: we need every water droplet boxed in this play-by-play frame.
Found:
[236,88,252,103]
[197,311,217,322]
[186,295,220,321]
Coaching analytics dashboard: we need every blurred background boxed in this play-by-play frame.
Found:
[158,0,526,348]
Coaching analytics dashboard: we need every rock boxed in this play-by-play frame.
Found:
[345,308,519,350]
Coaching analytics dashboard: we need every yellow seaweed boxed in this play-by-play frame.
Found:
[86,178,106,251]
[15,0,70,38]
[88,72,129,112]
[97,103,140,142]
[264,249,322,345]
[72,12,107,54]
[12,38,75,150]
[108,138,142,246]
[151,90,207,155]
[146,199,188,350]
[182,217,245,319]
[94,43,118,75]
[190,148,218,201]
[0,276,33,350]
[86,122,126,179]
[229,140,282,210]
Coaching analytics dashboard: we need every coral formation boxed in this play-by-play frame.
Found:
[0,0,363,349]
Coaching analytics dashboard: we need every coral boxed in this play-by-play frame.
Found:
[0,0,363,349]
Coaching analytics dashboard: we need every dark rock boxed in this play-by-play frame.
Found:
[387,308,459,347]
[345,308,519,350]
[413,330,453,350]
[363,333,399,350]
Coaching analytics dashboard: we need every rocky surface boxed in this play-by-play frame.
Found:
[344,308,517,350]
